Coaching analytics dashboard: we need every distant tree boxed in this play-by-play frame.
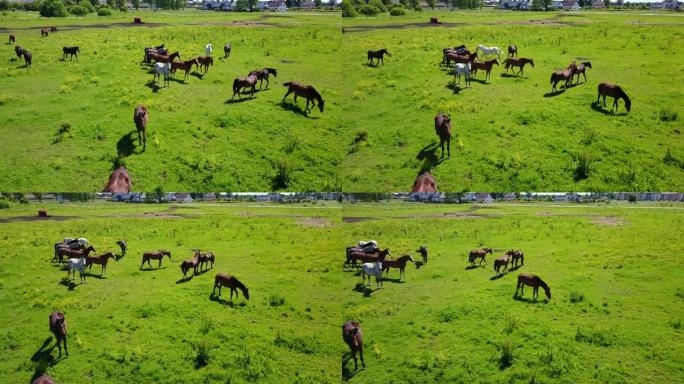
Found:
[107,0,115,7]
[427,0,436,8]
[40,0,68,16]
[604,0,610,6]
[34,192,43,202]
[115,0,125,9]
[341,0,357,15]
[314,0,322,6]
[0,0,11,11]
[247,0,257,10]
[235,0,247,10]
[628,194,637,204]
[408,0,418,7]
[132,0,140,8]
[327,0,336,7]
[153,186,165,203]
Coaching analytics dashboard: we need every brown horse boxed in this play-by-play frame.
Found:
[103,166,131,193]
[180,250,200,278]
[51,27,57,32]
[49,311,68,357]
[15,46,32,67]
[140,250,171,269]
[345,245,379,264]
[469,248,492,266]
[349,248,390,268]
[85,252,117,276]
[446,51,477,66]
[515,272,551,300]
[342,320,365,370]
[198,251,215,271]
[197,56,213,75]
[507,44,517,58]
[57,245,96,264]
[493,253,511,275]
[212,273,249,301]
[471,58,499,82]
[507,250,524,268]
[412,172,436,193]
[149,51,180,64]
[573,61,591,84]
[232,74,258,100]
[9,33,15,43]
[367,48,391,66]
[224,44,232,58]
[434,112,452,158]
[41,28,49,37]
[171,58,198,80]
[62,46,79,61]
[282,82,324,113]
[382,255,414,280]
[550,62,577,92]
[597,82,631,113]
[416,246,428,263]
[248,68,277,89]
[133,105,148,150]
[117,240,127,257]
[442,45,467,65]
[32,374,55,384]
[503,57,534,76]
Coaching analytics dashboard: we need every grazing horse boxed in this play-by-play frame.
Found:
[54,238,87,261]
[507,44,517,58]
[382,255,414,280]
[15,46,32,67]
[248,68,277,89]
[62,46,79,61]
[367,48,391,66]
[224,44,232,58]
[412,172,436,193]
[515,272,551,300]
[503,57,534,76]
[597,82,631,113]
[361,262,383,288]
[417,246,428,263]
[471,58,499,82]
[442,45,467,65]
[9,33,15,43]
[57,245,96,264]
[51,27,57,32]
[32,374,56,384]
[212,273,249,301]
[180,250,200,278]
[133,105,148,149]
[197,56,213,75]
[153,62,172,86]
[198,251,215,271]
[573,61,591,84]
[493,253,511,275]
[67,256,87,283]
[282,82,324,113]
[232,74,258,100]
[85,252,117,276]
[49,311,68,357]
[204,43,213,57]
[445,51,477,67]
[349,248,390,268]
[469,248,492,266]
[141,250,171,269]
[171,58,198,81]
[476,44,502,58]
[507,250,524,268]
[453,62,471,86]
[550,62,577,92]
[342,321,365,370]
[116,240,127,257]
[434,112,452,158]
[41,28,49,37]
[143,44,166,64]
[149,51,180,64]
[103,166,131,193]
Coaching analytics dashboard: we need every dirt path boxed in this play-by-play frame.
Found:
[342,18,573,33]
[0,20,274,33]
[0,215,77,223]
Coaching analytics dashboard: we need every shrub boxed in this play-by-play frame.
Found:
[268,294,285,307]
[569,291,584,303]
[499,339,514,369]
[628,194,637,203]
[573,150,592,181]
[358,4,380,15]
[390,7,405,15]
[0,198,9,209]
[575,327,613,346]
[271,159,291,190]
[503,315,517,334]
[670,319,681,330]
[193,339,211,368]
[368,0,385,11]
[83,1,95,12]
[659,108,678,122]
[342,1,357,16]
[0,0,10,11]
[69,5,87,15]
[97,5,112,15]
[40,0,68,17]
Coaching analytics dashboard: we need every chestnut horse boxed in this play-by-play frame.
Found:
[342,320,365,370]
[412,172,436,193]
[212,273,249,301]
[445,51,477,67]
[85,252,117,276]
[469,248,492,266]
[197,56,213,75]
[171,58,198,80]
[515,272,551,300]
[41,28,49,37]
[180,250,200,278]
[573,61,591,84]
[597,82,631,113]
[248,68,277,89]
[550,62,577,92]
[9,33,15,43]
[507,44,517,58]
[382,254,414,280]
[140,250,171,269]
[133,105,148,150]
[199,251,215,271]
[149,51,180,64]
[62,46,79,61]
[103,166,131,193]
[32,374,56,384]
[49,311,68,357]
[367,48,391,66]
[15,46,32,67]
[471,58,499,82]
[503,57,534,76]
[282,82,324,113]
[493,253,510,275]
[232,74,258,100]
[507,250,524,268]
[434,112,452,158]
[57,245,96,264]
[349,248,390,268]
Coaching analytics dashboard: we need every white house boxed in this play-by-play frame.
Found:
[256,0,270,9]
[592,1,605,8]
[476,193,493,203]
[562,0,580,9]
[175,193,193,203]
[269,0,287,11]
[651,0,681,9]
[300,0,315,8]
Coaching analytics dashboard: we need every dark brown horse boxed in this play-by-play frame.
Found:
[349,248,390,268]
[15,46,32,67]
[342,320,365,370]
[506,250,524,268]
[198,251,215,271]
[117,240,127,257]
[85,252,117,276]
[507,44,517,58]
[180,250,200,278]
[133,105,148,150]
[197,56,213,75]
[149,51,180,64]
[469,248,492,266]
[434,112,452,158]
[103,166,131,193]
[282,82,324,113]
[503,57,533,76]
[41,28,49,37]
[212,273,249,301]
[9,33,15,43]
[382,255,414,280]
[550,62,577,92]
[515,272,551,300]
[171,58,198,80]
[49,311,68,357]
[493,253,510,275]
[248,68,277,89]
[412,172,436,193]
[51,27,57,32]
[573,61,591,84]
[62,46,79,61]
[232,74,258,100]
[32,374,55,384]
[471,58,499,82]
[446,51,477,67]
[57,245,96,264]
[140,250,171,269]
[224,44,232,58]
[416,246,428,263]
[367,48,391,66]
[442,45,467,65]
[597,82,631,113]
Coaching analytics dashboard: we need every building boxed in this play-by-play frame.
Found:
[651,0,681,9]
[592,1,605,8]
[562,0,580,10]
[300,0,315,8]
[269,0,287,11]
[175,193,193,203]
[476,193,493,203]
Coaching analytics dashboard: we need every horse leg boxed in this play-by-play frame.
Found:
[446,138,451,158]
[352,350,358,370]
[230,288,234,301]
[282,89,292,102]
[359,345,365,368]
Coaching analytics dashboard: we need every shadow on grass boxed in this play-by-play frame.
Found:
[31,337,64,383]
[500,72,520,78]
[414,260,426,269]
[380,277,405,284]
[224,96,255,104]
[209,293,235,307]
[446,82,468,94]
[279,101,319,119]
[84,272,106,279]
[176,275,193,284]
[59,278,77,291]
[512,294,549,304]
[139,265,166,271]
[190,71,204,80]
[469,77,489,85]
[116,131,137,158]
[145,81,163,93]
[590,101,628,116]
[416,142,447,174]
[464,264,482,270]
[489,273,505,281]
[543,89,565,98]
[509,264,523,272]
[342,352,365,381]
[353,283,379,297]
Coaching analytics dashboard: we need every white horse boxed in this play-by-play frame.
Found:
[67,257,86,283]
[358,240,377,248]
[361,262,383,288]
[453,62,471,86]
[476,44,502,58]
[205,43,213,57]
[153,62,172,86]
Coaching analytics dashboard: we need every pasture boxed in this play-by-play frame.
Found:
[341,11,684,192]
[0,11,342,191]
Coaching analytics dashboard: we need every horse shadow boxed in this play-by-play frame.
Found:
[509,264,523,272]
[590,102,628,116]
[195,268,211,276]
[543,90,565,98]
[446,82,468,94]
[140,266,165,271]
[209,293,235,307]
[470,77,489,85]
[84,271,106,279]
[464,264,482,270]
[500,73,520,78]
[190,72,204,80]
[512,294,549,304]
[278,101,318,119]
[116,131,137,158]
[144,81,163,93]
[416,142,446,174]
[225,97,255,104]
[342,352,364,380]
[353,283,377,297]
[176,276,193,284]
[30,337,63,383]
[489,273,505,281]
[414,260,426,269]
[380,277,405,284]
[59,278,77,291]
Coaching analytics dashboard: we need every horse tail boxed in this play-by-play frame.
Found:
[232,78,239,92]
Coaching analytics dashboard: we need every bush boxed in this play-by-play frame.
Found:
[628,194,637,203]
[268,294,285,307]
[358,4,380,15]
[97,5,112,15]
[569,291,584,303]
[83,1,95,12]
[271,159,291,190]
[69,5,87,15]
[499,339,514,369]
[341,0,358,16]
[368,0,386,11]
[390,7,405,15]
[659,108,678,122]
[0,0,10,11]
[0,198,9,209]
[40,0,68,17]
[193,339,212,368]
[573,150,592,181]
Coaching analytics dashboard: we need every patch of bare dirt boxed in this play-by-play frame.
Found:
[399,212,487,220]
[342,216,377,223]
[296,217,331,228]
[592,216,627,226]
[0,215,77,223]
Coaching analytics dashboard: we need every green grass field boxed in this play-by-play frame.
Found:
[0,200,682,383]
[341,10,684,192]
[0,11,342,191]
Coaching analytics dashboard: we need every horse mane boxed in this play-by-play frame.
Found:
[308,86,323,104]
